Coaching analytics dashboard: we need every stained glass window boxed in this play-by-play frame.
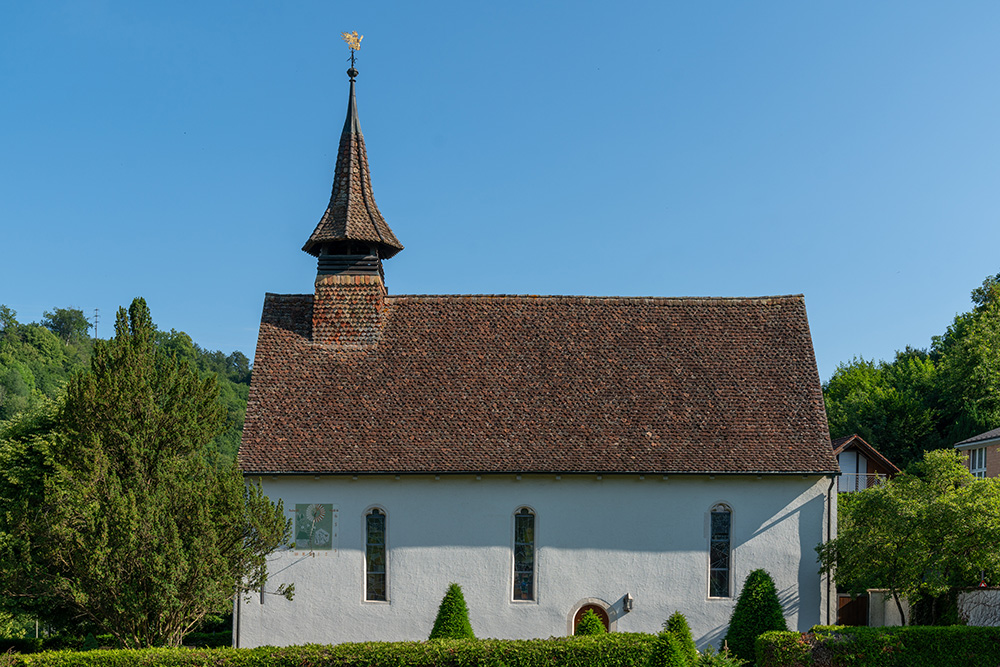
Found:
[710,504,731,598]
[366,508,387,602]
[513,508,535,601]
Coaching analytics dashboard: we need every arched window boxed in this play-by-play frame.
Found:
[709,503,731,598]
[365,508,387,601]
[513,507,535,601]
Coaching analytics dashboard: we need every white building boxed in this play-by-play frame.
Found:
[236,64,840,649]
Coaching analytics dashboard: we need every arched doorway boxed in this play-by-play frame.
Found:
[573,603,610,633]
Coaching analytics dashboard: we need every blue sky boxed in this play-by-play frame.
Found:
[3,2,999,382]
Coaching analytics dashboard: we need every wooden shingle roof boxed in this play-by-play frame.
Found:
[302,71,403,260]
[239,292,837,475]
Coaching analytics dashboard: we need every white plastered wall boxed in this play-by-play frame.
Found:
[236,473,836,649]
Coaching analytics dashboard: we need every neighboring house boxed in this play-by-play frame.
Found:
[831,434,900,493]
[954,427,1000,479]
[235,66,840,649]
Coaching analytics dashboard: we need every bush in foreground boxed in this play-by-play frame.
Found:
[663,611,697,665]
[575,609,607,635]
[0,634,659,667]
[724,569,787,663]
[756,626,1000,667]
[428,583,475,640]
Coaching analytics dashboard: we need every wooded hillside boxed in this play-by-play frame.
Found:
[825,271,1000,468]
[0,305,249,465]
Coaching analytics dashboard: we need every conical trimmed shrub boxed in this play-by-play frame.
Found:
[646,629,687,667]
[429,582,476,640]
[664,611,697,665]
[723,569,787,663]
[575,609,607,635]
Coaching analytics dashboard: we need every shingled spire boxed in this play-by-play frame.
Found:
[307,56,400,348]
[303,64,403,276]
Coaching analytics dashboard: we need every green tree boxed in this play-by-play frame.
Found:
[664,611,697,665]
[818,449,1000,624]
[647,628,686,667]
[0,298,290,648]
[723,569,787,664]
[429,582,475,640]
[40,307,91,344]
[824,351,940,467]
[934,288,1000,443]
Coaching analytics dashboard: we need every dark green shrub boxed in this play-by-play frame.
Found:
[575,609,607,636]
[0,634,660,667]
[757,626,1000,667]
[754,631,809,667]
[664,611,697,665]
[429,582,475,640]
[724,569,787,664]
[698,645,747,666]
[81,634,98,651]
[647,629,686,667]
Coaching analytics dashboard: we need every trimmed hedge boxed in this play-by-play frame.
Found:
[0,631,230,654]
[756,625,1000,667]
[0,634,658,667]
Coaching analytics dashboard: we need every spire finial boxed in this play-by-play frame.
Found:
[342,31,362,80]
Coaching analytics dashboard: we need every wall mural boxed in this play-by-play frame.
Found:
[295,503,338,551]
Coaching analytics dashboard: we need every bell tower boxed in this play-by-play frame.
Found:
[304,40,402,346]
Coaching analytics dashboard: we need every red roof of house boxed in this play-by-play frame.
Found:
[831,434,900,474]
[239,292,837,475]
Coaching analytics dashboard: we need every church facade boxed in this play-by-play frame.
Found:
[236,65,840,648]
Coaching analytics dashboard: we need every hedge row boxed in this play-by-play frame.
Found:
[0,634,658,667]
[0,632,231,655]
[756,625,1000,667]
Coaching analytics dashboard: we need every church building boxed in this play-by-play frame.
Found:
[236,63,840,649]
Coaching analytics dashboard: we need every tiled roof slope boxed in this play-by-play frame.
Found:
[240,293,837,475]
[956,426,1000,447]
[302,76,403,259]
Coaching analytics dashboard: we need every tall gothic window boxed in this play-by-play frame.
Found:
[365,508,387,601]
[709,503,732,598]
[513,507,535,601]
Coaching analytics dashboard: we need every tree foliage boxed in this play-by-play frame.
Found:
[574,609,607,636]
[664,611,697,665]
[647,628,687,667]
[0,304,250,464]
[0,298,289,647]
[825,270,1000,468]
[41,307,91,344]
[723,569,787,663]
[818,449,1000,624]
[429,582,475,640]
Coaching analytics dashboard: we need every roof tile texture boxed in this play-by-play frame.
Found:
[240,292,837,475]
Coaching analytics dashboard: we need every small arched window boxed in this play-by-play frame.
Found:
[513,507,536,601]
[365,508,387,601]
[709,503,732,598]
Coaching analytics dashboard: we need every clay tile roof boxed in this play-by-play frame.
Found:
[302,73,403,259]
[239,293,838,475]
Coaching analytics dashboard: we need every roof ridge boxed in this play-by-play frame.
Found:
[385,294,805,303]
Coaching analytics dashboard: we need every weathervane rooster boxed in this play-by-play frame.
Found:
[342,30,363,69]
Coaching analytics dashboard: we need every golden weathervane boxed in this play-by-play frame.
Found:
[342,31,363,52]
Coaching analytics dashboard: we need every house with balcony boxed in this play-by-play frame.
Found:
[832,434,899,493]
